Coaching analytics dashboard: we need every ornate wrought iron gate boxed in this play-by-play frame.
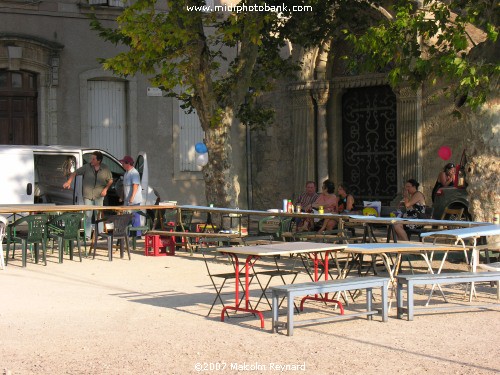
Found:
[342,85,397,204]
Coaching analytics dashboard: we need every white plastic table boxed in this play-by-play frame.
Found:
[344,242,465,305]
[421,224,500,270]
[421,224,500,300]
[347,214,487,243]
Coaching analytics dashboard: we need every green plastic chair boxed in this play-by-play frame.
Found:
[47,212,85,263]
[93,214,133,261]
[6,214,49,267]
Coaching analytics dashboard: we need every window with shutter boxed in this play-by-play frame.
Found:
[87,80,126,158]
[88,0,124,7]
[179,107,205,172]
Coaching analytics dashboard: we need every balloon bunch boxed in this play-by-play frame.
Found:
[195,142,208,167]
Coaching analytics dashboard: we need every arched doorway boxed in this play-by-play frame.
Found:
[0,70,38,145]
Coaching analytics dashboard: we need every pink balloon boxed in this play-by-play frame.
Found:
[438,146,452,161]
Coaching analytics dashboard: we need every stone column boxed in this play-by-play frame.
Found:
[397,86,422,188]
[328,87,345,184]
[290,85,315,195]
[312,84,330,185]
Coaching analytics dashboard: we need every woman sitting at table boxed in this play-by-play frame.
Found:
[431,162,455,202]
[394,179,426,241]
[312,179,339,232]
[337,183,355,213]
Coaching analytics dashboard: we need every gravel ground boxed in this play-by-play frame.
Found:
[1,243,499,375]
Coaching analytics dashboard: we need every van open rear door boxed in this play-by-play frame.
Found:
[0,149,35,204]
[135,152,149,205]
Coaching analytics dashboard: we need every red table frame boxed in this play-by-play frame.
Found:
[221,253,265,328]
[299,251,344,313]
[217,242,347,329]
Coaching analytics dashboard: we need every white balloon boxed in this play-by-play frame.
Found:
[196,153,208,167]
[200,152,208,164]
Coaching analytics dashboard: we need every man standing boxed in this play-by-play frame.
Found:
[120,155,143,235]
[63,151,113,239]
[294,181,319,212]
[119,155,142,206]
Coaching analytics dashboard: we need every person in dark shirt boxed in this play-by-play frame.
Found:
[63,151,113,239]
[294,181,319,212]
[431,163,456,202]
[337,183,355,213]
[394,179,426,241]
[294,181,319,232]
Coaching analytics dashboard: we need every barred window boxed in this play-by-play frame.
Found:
[88,0,124,8]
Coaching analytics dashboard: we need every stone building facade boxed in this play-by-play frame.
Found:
[249,20,496,217]
[0,0,213,205]
[1,1,496,217]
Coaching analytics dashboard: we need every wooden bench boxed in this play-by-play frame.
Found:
[270,276,389,336]
[396,271,500,321]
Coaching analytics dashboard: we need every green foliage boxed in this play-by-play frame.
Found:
[209,108,225,129]
[238,99,275,131]
[90,0,303,130]
[90,0,498,127]
[343,0,499,110]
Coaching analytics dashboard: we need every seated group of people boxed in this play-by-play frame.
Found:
[294,180,355,233]
[393,162,456,240]
[295,172,438,240]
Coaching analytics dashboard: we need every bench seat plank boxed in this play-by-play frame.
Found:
[397,271,500,320]
[271,276,389,336]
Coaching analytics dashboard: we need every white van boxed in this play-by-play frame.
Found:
[0,145,158,206]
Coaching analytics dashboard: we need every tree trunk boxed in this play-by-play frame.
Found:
[201,110,241,208]
[464,99,500,222]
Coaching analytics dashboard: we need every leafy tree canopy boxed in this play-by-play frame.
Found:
[91,0,498,124]
[91,0,307,128]
[90,0,498,206]
[344,0,499,111]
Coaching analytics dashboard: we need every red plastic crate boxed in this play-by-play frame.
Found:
[144,234,175,256]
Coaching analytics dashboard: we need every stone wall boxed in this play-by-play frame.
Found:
[419,81,473,203]
[250,64,498,217]
[250,83,296,210]
[459,95,500,222]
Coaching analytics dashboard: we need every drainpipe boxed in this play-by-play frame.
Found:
[246,122,253,210]
[245,88,255,210]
